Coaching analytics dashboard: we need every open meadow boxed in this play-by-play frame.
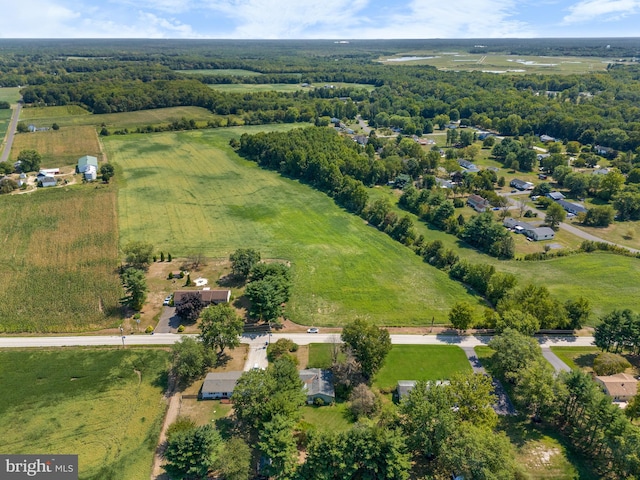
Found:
[0,348,169,480]
[18,106,224,130]
[9,125,102,166]
[0,87,21,104]
[0,108,11,145]
[176,68,264,76]
[208,82,376,93]
[379,52,615,74]
[0,185,122,332]
[104,126,477,326]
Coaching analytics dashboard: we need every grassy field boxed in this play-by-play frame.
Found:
[209,83,305,93]
[16,106,224,130]
[549,346,599,371]
[0,87,21,104]
[0,185,122,332]
[372,345,471,390]
[176,69,263,76]
[0,348,169,480]
[9,125,102,166]
[20,105,91,120]
[300,403,352,433]
[104,126,477,326]
[379,52,614,75]
[0,108,11,145]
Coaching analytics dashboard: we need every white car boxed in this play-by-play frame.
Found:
[163,295,172,306]
[307,327,319,334]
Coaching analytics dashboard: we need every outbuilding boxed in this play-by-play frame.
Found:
[201,371,243,399]
[77,155,98,174]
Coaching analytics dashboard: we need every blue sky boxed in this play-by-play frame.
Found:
[1,0,640,38]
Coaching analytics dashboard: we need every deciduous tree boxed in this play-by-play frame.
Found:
[199,303,243,356]
[341,319,392,379]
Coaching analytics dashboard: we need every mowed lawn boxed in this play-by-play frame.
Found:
[0,86,21,104]
[0,108,11,144]
[373,345,471,390]
[9,125,102,166]
[0,349,168,480]
[549,346,599,371]
[105,127,477,326]
[0,186,122,332]
[16,106,223,130]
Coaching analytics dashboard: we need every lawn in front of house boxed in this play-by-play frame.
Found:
[372,345,471,391]
[0,348,169,480]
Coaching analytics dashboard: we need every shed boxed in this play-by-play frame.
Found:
[299,369,335,405]
[201,371,243,399]
[40,174,57,188]
[77,155,98,173]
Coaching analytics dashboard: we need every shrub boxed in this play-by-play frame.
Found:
[267,338,299,361]
[593,352,631,376]
[313,397,325,407]
[145,325,154,333]
[177,325,185,333]
[133,313,141,320]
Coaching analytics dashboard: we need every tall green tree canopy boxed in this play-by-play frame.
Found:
[341,318,392,380]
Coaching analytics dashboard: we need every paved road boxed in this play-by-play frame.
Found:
[0,100,22,163]
[355,115,371,135]
[0,332,595,349]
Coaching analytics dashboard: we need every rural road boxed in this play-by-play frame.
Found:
[0,100,22,163]
[0,332,595,349]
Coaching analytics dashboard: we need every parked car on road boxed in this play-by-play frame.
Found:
[307,327,319,333]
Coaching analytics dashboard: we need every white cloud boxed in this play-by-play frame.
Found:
[0,0,80,37]
[563,0,640,24]
[201,0,370,38]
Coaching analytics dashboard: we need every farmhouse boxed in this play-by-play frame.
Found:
[467,194,490,212]
[595,145,614,156]
[77,155,98,173]
[173,289,231,306]
[540,134,556,143]
[595,373,638,404]
[201,371,243,399]
[556,199,587,215]
[524,226,555,241]
[299,368,335,405]
[546,191,565,201]
[510,178,534,191]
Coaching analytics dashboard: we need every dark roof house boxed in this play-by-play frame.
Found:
[299,369,335,405]
[524,226,555,241]
[546,191,565,201]
[557,200,587,215]
[510,178,534,190]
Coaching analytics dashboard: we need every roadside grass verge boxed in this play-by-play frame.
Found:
[549,346,599,371]
[0,185,122,332]
[373,345,471,390]
[0,348,169,480]
[104,127,477,326]
[307,343,346,369]
[9,125,102,166]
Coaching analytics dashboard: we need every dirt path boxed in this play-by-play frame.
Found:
[150,376,180,479]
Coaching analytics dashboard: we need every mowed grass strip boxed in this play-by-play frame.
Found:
[105,127,476,326]
[0,108,11,143]
[20,105,91,120]
[549,346,601,372]
[0,348,169,480]
[373,345,472,390]
[0,87,21,104]
[307,343,346,369]
[0,185,122,332]
[9,125,102,166]
[15,106,221,130]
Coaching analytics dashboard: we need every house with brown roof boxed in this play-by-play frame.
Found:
[173,289,231,306]
[467,194,490,212]
[595,373,638,403]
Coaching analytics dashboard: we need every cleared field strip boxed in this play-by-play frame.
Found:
[105,126,476,326]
